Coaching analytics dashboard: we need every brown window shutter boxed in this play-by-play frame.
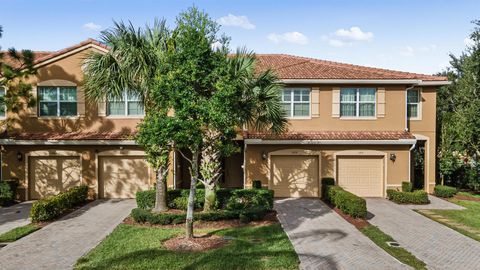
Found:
[77,86,86,117]
[97,99,107,116]
[28,86,38,117]
[377,87,386,117]
[311,87,320,117]
[332,87,340,117]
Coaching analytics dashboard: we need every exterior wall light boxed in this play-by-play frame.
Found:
[16,151,23,162]
[390,153,396,162]
[261,151,268,160]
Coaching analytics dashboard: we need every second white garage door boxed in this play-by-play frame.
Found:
[337,156,384,197]
[271,155,319,197]
[98,156,151,198]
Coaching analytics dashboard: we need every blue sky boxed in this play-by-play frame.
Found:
[1,0,478,74]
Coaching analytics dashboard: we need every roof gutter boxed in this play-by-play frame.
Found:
[244,139,417,145]
[0,139,137,145]
[279,79,450,86]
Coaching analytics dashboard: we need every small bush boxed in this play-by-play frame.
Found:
[30,185,89,222]
[136,189,205,210]
[321,178,335,198]
[402,182,413,192]
[0,182,14,206]
[220,189,274,211]
[135,189,156,209]
[434,185,457,198]
[386,189,429,204]
[252,180,262,189]
[324,185,367,218]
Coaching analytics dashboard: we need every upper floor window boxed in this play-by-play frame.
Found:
[407,89,420,119]
[340,88,376,117]
[0,87,5,118]
[38,86,77,117]
[107,91,144,116]
[281,88,310,118]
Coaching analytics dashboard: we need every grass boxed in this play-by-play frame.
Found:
[0,224,41,242]
[75,224,299,270]
[418,199,480,242]
[360,225,427,270]
[457,191,480,199]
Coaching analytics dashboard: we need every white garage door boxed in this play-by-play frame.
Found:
[29,156,81,200]
[337,156,384,197]
[271,155,319,197]
[98,156,151,198]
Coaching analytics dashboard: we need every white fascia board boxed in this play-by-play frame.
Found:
[417,81,451,86]
[279,79,422,85]
[34,44,109,69]
[0,139,137,145]
[244,139,417,145]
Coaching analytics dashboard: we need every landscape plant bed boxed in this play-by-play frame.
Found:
[327,204,369,229]
[454,192,480,202]
[163,234,229,252]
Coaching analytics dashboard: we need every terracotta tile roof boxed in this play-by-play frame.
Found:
[244,130,415,141]
[255,54,447,81]
[1,51,53,69]
[32,38,109,65]
[1,131,134,141]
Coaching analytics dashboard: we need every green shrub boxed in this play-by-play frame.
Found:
[135,189,156,209]
[386,189,429,204]
[136,189,205,210]
[402,182,413,192]
[324,185,367,218]
[434,185,457,198]
[0,182,14,206]
[239,206,268,223]
[321,178,335,198]
[252,180,262,189]
[30,185,89,222]
[219,189,274,211]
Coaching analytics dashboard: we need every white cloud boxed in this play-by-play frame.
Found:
[399,46,415,56]
[217,14,255,30]
[334,26,373,41]
[328,39,346,47]
[398,44,437,56]
[83,22,102,31]
[464,37,475,47]
[267,32,309,45]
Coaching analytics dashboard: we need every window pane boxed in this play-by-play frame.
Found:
[128,101,144,115]
[59,87,77,101]
[108,101,126,115]
[39,87,57,101]
[359,103,375,117]
[126,91,141,101]
[359,89,375,102]
[340,103,356,117]
[281,103,291,116]
[407,90,419,103]
[341,89,356,102]
[283,90,291,101]
[408,104,418,118]
[293,90,301,101]
[301,90,310,101]
[59,102,77,116]
[39,102,57,116]
[293,103,309,116]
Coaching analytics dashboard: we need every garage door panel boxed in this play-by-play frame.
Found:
[99,156,150,198]
[29,156,81,200]
[272,155,319,197]
[337,156,383,197]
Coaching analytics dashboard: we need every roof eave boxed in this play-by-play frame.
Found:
[279,79,450,85]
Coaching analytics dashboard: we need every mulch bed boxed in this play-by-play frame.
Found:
[163,234,229,252]
[323,200,370,229]
[454,194,480,202]
[123,210,279,229]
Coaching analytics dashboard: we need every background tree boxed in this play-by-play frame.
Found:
[83,20,172,211]
[0,26,37,131]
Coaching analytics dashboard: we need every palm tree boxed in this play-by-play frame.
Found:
[83,20,172,212]
[200,49,287,211]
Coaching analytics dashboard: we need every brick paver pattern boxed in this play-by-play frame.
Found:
[275,198,411,270]
[367,197,480,270]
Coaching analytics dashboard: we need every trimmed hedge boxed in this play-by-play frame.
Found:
[136,188,274,211]
[402,181,413,193]
[324,185,367,218]
[434,185,457,198]
[386,189,429,204]
[131,206,268,225]
[0,179,19,206]
[30,185,89,222]
[321,178,335,198]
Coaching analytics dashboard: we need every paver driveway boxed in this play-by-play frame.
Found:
[367,196,480,270]
[275,198,410,270]
[0,199,135,270]
[0,201,32,235]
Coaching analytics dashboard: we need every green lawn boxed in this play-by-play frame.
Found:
[360,225,426,270]
[75,224,299,270]
[419,199,480,242]
[457,191,480,199]
[0,224,41,242]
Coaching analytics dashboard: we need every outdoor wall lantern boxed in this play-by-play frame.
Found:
[16,151,23,162]
[261,150,268,160]
[389,153,396,162]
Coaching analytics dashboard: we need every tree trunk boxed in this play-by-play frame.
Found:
[203,184,216,211]
[153,165,168,213]
[200,129,222,212]
[186,149,199,239]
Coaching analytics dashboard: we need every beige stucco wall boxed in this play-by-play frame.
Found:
[245,144,410,194]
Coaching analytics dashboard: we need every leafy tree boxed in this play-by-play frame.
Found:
[0,26,37,130]
[83,20,173,211]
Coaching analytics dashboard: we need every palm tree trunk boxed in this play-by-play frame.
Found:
[200,129,221,212]
[203,183,216,211]
[153,165,168,213]
[186,149,199,239]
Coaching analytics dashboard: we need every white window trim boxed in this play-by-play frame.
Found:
[107,91,145,117]
[340,88,377,119]
[38,86,78,118]
[407,88,422,120]
[282,88,311,119]
[0,86,6,120]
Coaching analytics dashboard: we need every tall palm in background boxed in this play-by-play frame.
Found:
[83,20,172,212]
